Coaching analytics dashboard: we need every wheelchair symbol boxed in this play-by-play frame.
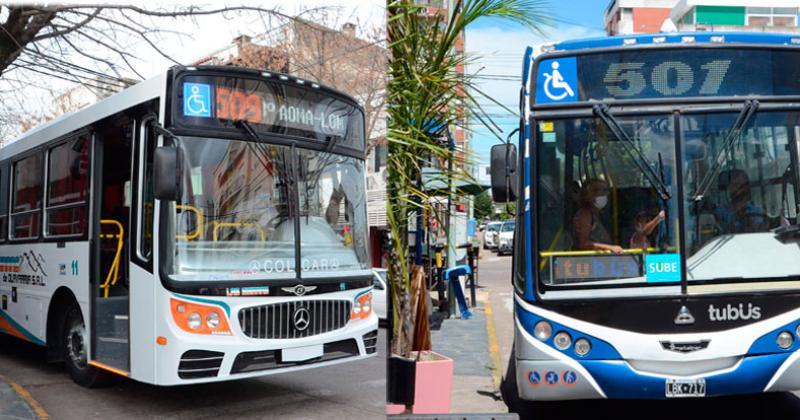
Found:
[186,85,209,115]
[543,61,575,101]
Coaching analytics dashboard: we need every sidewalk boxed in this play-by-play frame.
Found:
[430,291,507,413]
[0,376,43,420]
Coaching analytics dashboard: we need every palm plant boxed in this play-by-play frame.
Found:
[386,0,549,358]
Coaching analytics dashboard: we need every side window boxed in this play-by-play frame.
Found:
[0,164,8,241]
[139,122,156,260]
[46,135,90,237]
[11,152,43,240]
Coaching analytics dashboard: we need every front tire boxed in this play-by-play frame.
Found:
[62,304,107,387]
[501,348,537,417]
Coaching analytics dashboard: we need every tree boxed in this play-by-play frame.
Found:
[0,4,317,143]
[386,0,548,357]
[474,190,493,220]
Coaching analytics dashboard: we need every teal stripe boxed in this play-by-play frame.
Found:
[354,288,372,301]
[0,309,45,346]
[174,294,231,317]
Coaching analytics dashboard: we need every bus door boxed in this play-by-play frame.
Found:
[91,116,134,372]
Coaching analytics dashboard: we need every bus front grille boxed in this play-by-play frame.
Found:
[238,300,352,339]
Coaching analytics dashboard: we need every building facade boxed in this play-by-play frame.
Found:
[605,0,800,35]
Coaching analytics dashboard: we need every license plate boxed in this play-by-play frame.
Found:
[665,378,706,398]
[281,345,323,362]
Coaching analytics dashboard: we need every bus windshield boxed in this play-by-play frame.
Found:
[536,114,681,288]
[164,136,369,282]
[536,111,800,291]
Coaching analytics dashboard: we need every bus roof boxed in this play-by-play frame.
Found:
[543,31,800,53]
[1,71,167,160]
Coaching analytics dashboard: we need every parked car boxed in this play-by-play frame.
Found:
[497,220,515,255]
[483,221,502,249]
[372,269,388,323]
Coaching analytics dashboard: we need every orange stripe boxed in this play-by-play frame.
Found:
[0,316,30,342]
[88,361,130,377]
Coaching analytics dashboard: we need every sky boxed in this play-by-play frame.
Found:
[466,0,609,179]
[0,1,385,139]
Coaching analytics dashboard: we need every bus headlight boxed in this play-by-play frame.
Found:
[188,312,202,330]
[206,312,221,329]
[351,291,373,320]
[534,321,552,341]
[170,298,232,336]
[554,331,572,350]
[777,331,794,349]
[574,338,591,356]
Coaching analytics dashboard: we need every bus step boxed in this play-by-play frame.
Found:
[98,336,129,344]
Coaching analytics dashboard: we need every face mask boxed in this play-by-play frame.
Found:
[593,195,608,209]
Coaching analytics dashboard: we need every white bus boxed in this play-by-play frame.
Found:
[0,65,378,386]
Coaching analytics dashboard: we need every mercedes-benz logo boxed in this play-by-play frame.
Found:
[282,284,318,296]
[293,307,311,331]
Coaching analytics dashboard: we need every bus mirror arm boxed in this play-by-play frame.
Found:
[154,146,182,201]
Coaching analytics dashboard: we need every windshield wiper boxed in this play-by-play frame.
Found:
[691,99,759,201]
[234,120,262,143]
[593,104,672,201]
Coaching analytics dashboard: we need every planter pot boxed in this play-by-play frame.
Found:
[387,351,453,415]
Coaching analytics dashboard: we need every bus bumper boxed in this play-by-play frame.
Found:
[514,313,800,400]
[153,316,379,386]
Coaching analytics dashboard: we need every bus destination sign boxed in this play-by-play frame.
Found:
[177,75,364,148]
[534,48,800,104]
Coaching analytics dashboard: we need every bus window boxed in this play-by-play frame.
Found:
[11,152,43,240]
[536,115,680,288]
[46,135,90,237]
[139,122,155,260]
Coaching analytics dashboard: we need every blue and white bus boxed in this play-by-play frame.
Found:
[491,32,800,405]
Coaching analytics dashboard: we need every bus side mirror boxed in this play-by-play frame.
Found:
[490,143,517,203]
[154,146,181,201]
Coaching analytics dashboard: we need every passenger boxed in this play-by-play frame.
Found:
[629,209,665,249]
[716,170,766,234]
[573,179,623,253]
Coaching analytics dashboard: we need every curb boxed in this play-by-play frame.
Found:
[480,291,503,391]
[0,374,49,420]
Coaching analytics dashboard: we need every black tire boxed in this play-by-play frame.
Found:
[501,348,538,418]
[62,304,107,387]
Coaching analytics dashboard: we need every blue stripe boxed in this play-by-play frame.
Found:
[0,308,45,346]
[516,301,621,360]
[521,46,536,303]
[174,294,231,317]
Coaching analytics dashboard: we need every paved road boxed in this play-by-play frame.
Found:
[0,330,386,420]
[478,250,800,417]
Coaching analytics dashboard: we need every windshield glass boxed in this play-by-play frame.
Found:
[681,111,800,283]
[487,223,501,232]
[536,115,680,288]
[501,222,515,232]
[297,148,369,276]
[164,136,369,282]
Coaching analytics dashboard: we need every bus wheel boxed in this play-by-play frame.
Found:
[500,348,537,417]
[62,304,106,387]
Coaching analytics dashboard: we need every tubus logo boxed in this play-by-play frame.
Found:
[708,303,761,321]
